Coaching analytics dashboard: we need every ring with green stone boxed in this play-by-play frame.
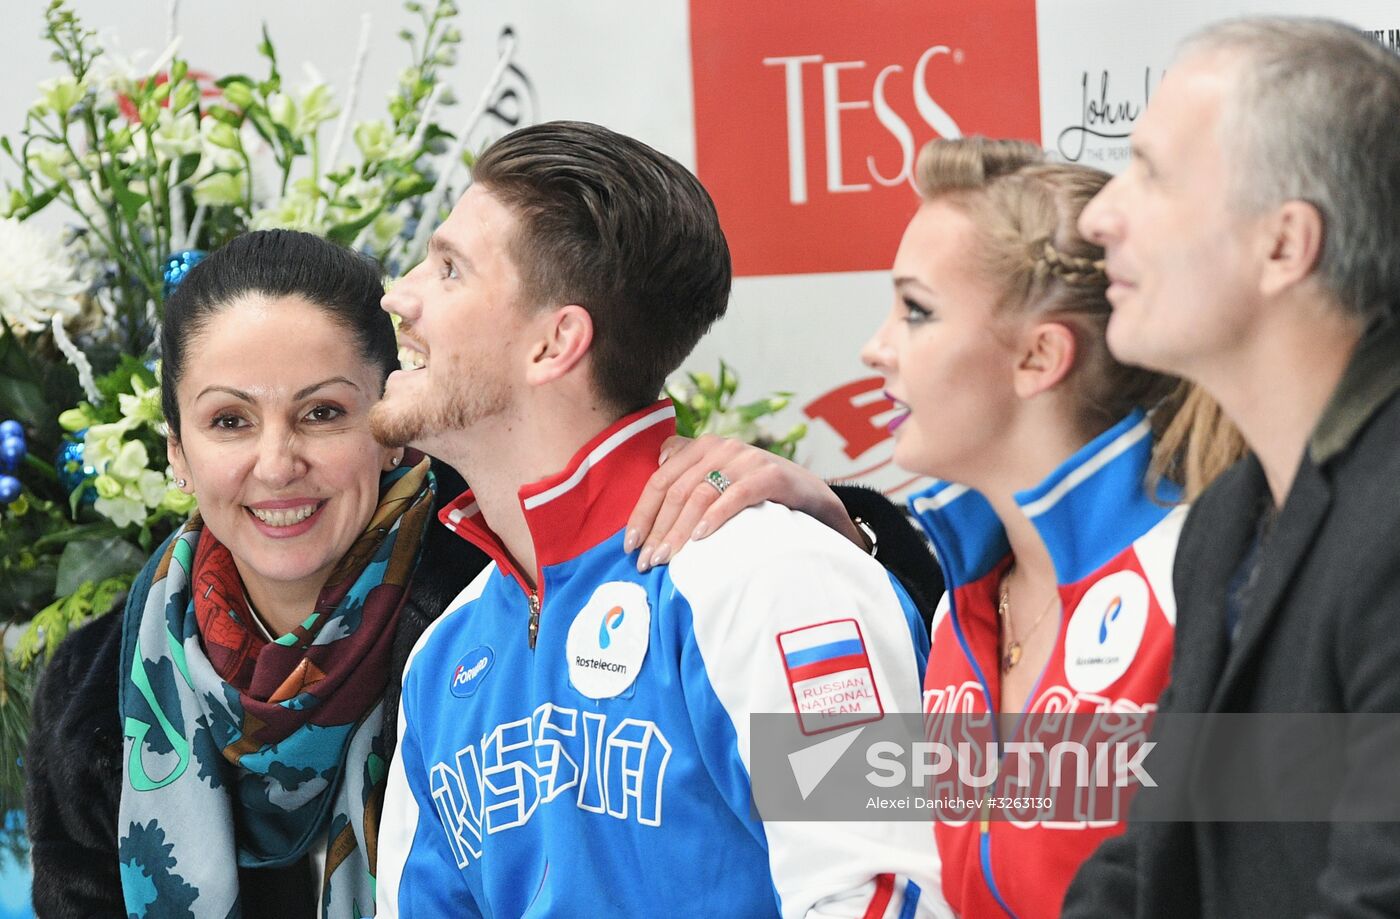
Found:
[705,469,731,495]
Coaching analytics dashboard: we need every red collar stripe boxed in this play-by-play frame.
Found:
[523,403,675,511]
[436,400,677,571]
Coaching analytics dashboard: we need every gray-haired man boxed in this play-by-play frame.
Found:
[1067,17,1400,918]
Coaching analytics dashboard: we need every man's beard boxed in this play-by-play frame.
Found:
[370,371,511,448]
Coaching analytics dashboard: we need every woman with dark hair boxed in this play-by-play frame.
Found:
[628,138,1245,919]
[24,230,489,918]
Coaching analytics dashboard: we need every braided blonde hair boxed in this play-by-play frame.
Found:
[1034,240,1105,286]
[912,137,1243,498]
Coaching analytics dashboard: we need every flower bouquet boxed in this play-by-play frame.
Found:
[0,0,512,827]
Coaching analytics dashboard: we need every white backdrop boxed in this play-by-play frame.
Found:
[5,0,1397,496]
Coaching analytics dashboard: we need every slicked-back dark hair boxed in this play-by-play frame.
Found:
[471,120,732,414]
[160,229,397,438]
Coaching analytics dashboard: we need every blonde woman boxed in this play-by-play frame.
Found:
[629,138,1243,919]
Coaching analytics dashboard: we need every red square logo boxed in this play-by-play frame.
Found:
[691,0,1041,277]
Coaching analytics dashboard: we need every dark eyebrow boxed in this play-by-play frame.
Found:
[427,233,472,271]
[294,377,361,401]
[196,384,252,403]
[195,377,361,404]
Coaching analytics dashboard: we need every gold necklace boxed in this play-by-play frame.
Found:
[997,568,1060,674]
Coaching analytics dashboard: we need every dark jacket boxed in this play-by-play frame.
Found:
[24,477,940,918]
[830,483,945,635]
[1063,320,1400,919]
[24,463,492,919]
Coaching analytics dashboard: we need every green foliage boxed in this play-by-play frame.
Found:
[55,537,145,596]
[93,354,156,408]
[13,573,132,671]
[1,0,467,343]
[666,360,809,460]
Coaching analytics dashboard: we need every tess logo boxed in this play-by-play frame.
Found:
[690,0,1040,276]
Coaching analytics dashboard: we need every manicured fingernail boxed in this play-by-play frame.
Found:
[658,448,674,465]
[624,528,639,552]
[691,521,709,540]
[651,543,671,566]
[637,548,652,572]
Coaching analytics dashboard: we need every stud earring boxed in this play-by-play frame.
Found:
[175,477,187,488]
[391,453,402,468]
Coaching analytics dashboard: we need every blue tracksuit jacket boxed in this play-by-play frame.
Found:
[376,402,950,918]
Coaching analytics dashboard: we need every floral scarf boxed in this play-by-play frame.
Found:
[118,457,433,918]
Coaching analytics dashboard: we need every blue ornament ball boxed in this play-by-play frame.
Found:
[0,475,20,505]
[0,435,25,473]
[0,419,22,442]
[56,435,97,504]
[162,249,207,298]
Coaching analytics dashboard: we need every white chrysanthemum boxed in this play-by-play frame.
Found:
[85,36,145,95]
[0,218,85,333]
[152,110,201,159]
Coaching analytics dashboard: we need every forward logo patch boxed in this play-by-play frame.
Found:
[777,618,884,735]
[451,646,494,698]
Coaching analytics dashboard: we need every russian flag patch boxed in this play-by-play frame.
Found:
[777,618,884,735]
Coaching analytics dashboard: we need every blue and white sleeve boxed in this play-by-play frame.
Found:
[375,660,480,918]
[668,502,952,919]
